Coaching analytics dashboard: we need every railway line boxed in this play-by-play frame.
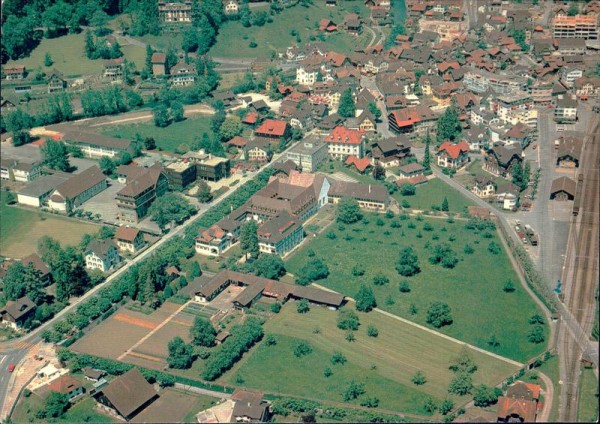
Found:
[559,116,600,422]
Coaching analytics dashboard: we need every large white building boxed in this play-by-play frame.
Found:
[323,126,366,160]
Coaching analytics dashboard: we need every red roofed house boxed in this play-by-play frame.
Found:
[115,226,145,254]
[437,141,470,169]
[254,119,290,139]
[47,375,85,401]
[228,136,248,148]
[345,155,372,173]
[387,106,437,139]
[497,381,541,423]
[195,224,234,256]
[242,111,259,125]
[324,126,366,160]
[319,18,337,32]
[3,65,26,80]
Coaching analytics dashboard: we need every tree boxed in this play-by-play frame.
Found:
[529,313,545,325]
[473,385,502,407]
[337,309,360,330]
[44,52,53,67]
[448,373,473,396]
[167,336,194,369]
[367,325,378,337]
[293,340,312,357]
[220,116,243,141]
[423,131,432,170]
[338,88,356,118]
[187,261,202,279]
[436,102,461,144]
[12,130,32,147]
[487,241,501,255]
[295,259,329,286]
[253,255,286,280]
[149,193,196,231]
[2,262,44,304]
[42,2,73,37]
[439,399,454,415]
[372,163,385,180]
[297,299,310,314]
[372,273,389,286]
[368,102,382,120]
[270,303,281,313]
[240,221,259,260]
[171,101,184,122]
[399,280,411,293]
[429,243,458,269]
[44,392,69,418]
[144,44,153,78]
[567,3,579,16]
[143,137,156,150]
[196,180,213,203]
[412,370,427,385]
[441,197,449,212]
[153,104,170,127]
[396,247,420,277]
[99,157,115,175]
[336,198,362,224]
[41,139,70,171]
[355,285,376,312]
[426,302,453,328]
[342,381,365,401]
[528,325,545,343]
[190,317,216,346]
[2,15,41,61]
[449,351,478,374]
[400,183,416,196]
[331,351,347,364]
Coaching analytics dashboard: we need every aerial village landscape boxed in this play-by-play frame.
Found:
[0,0,598,422]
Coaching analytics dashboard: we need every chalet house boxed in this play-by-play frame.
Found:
[58,129,134,159]
[257,211,304,256]
[472,177,496,198]
[436,141,470,169]
[85,240,121,272]
[231,390,271,423]
[20,253,52,286]
[550,176,576,201]
[94,368,159,421]
[47,375,85,401]
[0,296,35,329]
[319,18,337,32]
[0,99,16,114]
[116,163,169,223]
[324,126,366,160]
[83,368,106,382]
[346,111,376,132]
[103,58,124,80]
[461,126,490,151]
[3,65,26,80]
[115,226,145,254]
[223,0,239,15]
[495,182,520,210]
[170,62,196,86]
[245,139,272,162]
[47,70,67,93]
[484,143,523,179]
[151,53,166,76]
[504,123,534,148]
[0,159,41,182]
[47,166,107,213]
[289,104,315,131]
[397,162,425,179]
[195,224,234,256]
[387,106,437,139]
[370,135,411,167]
[343,13,362,33]
[254,119,290,140]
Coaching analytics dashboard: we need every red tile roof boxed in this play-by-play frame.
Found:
[228,136,247,147]
[48,375,83,394]
[438,141,470,159]
[324,126,365,145]
[115,226,140,242]
[496,396,537,422]
[243,111,259,124]
[345,155,371,172]
[255,119,288,137]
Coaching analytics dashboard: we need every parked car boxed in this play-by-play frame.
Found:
[8,363,16,373]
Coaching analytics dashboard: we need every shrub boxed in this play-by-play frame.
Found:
[297,299,310,314]
[271,303,281,313]
[412,370,427,385]
[351,264,366,276]
[488,241,501,254]
[337,309,359,330]
[373,273,389,286]
[265,334,277,346]
[324,367,333,377]
[503,279,516,292]
[398,280,411,293]
[345,331,355,342]
[426,302,453,328]
[331,351,347,365]
[367,325,378,337]
[528,325,545,343]
[439,399,454,415]
[293,341,313,357]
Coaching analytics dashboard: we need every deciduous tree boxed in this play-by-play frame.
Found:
[240,220,259,260]
[426,302,453,328]
[167,336,194,369]
[190,317,216,346]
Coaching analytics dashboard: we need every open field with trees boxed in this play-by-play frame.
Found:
[394,178,475,213]
[210,2,370,58]
[285,211,547,362]
[222,304,519,414]
[0,192,99,258]
[100,115,214,153]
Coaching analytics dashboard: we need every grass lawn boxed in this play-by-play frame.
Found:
[223,305,519,414]
[12,395,114,423]
[0,192,99,258]
[577,367,599,422]
[210,2,370,58]
[285,211,547,362]
[133,33,183,52]
[395,177,475,213]
[181,394,221,422]
[454,159,506,191]
[5,33,146,78]
[100,116,214,153]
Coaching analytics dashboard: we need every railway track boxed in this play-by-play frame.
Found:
[560,116,600,422]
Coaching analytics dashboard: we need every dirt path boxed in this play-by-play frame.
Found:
[537,371,554,422]
[89,104,215,127]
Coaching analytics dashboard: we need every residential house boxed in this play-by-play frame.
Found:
[285,137,328,172]
[370,135,411,167]
[47,70,67,93]
[245,139,272,162]
[436,141,470,169]
[83,368,106,382]
[103,58,124,80]
[346,111,377,132]
[495,181,520,210]
[461,126,490,151]
[85,240,121,272]
[47,166,107,213]
[343,13,362,33]
[182,150,231,181]
[497,381,541,422]
[158,0,193,23]
[484,143,523,179]
[20,253,52,286]
[151,53,166,76]
[397,162,425,179]
[555,97,578,123]
[116,163,169,223]
[254,119,290,140]
[363,57,389,74]
[231,390,271,423]
[345,155,372,173]
[47,375,85,401]
[324,126,366,160]
[463,69,527,94]
[561,66,584,88]
[504,123,534,148]
[319,18,337,32]
[195,224,235,256]
[170,62,196,86]
[115,226,146,254]
[3,65,26,80]
[555,37,587,56]
[94,368,159,421]
[0,296,36,329]
[550,176,576,201]
[472,177,496,198]
[574,77,600,99]
[387,106,437,139]
[223,0,239,14]
[289,104,315,130]
[0,99,16,114]
[257,211,304,256]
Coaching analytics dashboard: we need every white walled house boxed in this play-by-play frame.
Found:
[84,240,121,272]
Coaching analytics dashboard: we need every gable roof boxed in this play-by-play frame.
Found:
[117,163,165,197]
[53,166,106,201]
[496,396,537,422]
[437,141,470,159]
[324,126,365,145]
[550,176,576,196]
[20,253,50,277]
[255,119,288,137]
[115,226,140,242]
[86,239,117,259]
[1,296,35,321]
[345,155,372,172]
[48,375,83,394]
[98,368,158,419]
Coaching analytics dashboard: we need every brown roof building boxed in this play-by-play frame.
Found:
[48,166,107,213]
[0,296,36,329]
[550,176,576,200]
[116,163,168,223]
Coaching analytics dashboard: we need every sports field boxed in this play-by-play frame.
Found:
[223,304,520,413]
[285,211,547,362]
[0,192,99,258]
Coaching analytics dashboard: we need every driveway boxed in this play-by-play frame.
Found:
[79,180,124,223]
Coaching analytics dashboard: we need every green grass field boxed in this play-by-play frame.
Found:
[285,211,547,362]
[223,305,519,414]
[395,178,475,213]
[577,367,599,422]
[100,116,213,153]
[12,395,114,423]
[5,33,146,78]
[210,2,370,58]
[0,192,99,258]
